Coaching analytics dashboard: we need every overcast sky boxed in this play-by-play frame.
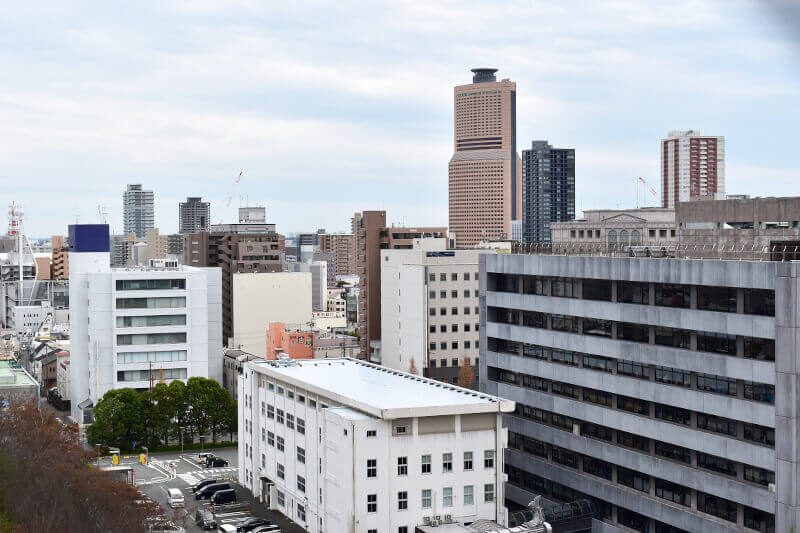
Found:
[3,0,800,237]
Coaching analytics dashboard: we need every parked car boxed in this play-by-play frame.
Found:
[217,525,237,533]
[166,488,184,509]
[195,509,217,530]
[234,518,272,533]
[251,526,281,533]
[197,452,214,464]
[192,478,218,494]
[205,456,229,468]
[195,482,231,500]
[210,488,237,506]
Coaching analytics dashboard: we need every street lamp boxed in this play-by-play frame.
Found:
[199,435,205,452]
[179,426,187,454]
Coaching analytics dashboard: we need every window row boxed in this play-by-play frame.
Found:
[116,279,186,291]
[116,350,187,364]
[429,289,478,299]
[428,272,478,282]
[429,307,479,316]
[115,297,186,309]
[116,314,186,328]
[117,368,187,382]
[117,332,187,346]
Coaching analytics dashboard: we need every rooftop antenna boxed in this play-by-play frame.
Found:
[8,203,24,304]
[97,204,108,224]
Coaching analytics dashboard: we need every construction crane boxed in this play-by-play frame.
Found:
[636,177,658,207]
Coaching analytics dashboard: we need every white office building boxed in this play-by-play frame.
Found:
[238,357,514,532]
[69,224,222,424]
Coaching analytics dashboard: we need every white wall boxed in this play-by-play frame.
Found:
[232,272,313,357]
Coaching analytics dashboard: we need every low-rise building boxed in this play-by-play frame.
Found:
[0,357,38,405]
[550,207,676,249]
[223,348,261,401]
[238,358,514,532]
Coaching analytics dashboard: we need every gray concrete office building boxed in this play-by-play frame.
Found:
[522,141,575,244]
[122,184,155,239]
[179,197,211,234]
[481,253,789,532]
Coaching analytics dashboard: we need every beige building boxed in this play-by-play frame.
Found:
[449,68,521,248]
[550,207,677,247]
[352,210,446,360]
[230,272,312,357]
[51,235,69,279]
[318,233,355,276]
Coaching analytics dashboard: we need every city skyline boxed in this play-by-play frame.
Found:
[3,1,800,238]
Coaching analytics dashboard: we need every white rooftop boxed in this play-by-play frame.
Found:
[250,358,514,419]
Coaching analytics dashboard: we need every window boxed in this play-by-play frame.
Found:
[617,322,650,343]
[583,354,613,372]
[551,314,578,333]
[654,441,691,464]
[116,332,187,346]
[115,296,186,309]
[422,489,432,509]
[276,409,284,424]
[617,281,648,304]
[464,306,470,314]
[429,273,435,282]
[654,284,690,308]
[440,291,447,299]
[697,413,737,436]
[484,450,495,469]
[464,485,474,505]
[276,436,284,451]
[552,446,578,468]
[399,528,409,533]
[367,430,377,438]
[522,275,548,295]
[618,467,649,493]
[398,491,408,510]
[617,431,649,452]
[440,273,446,281]
[451,307,458,315]
[618,508,649,532]
[584,457,613,480]
[397,456,408,476]
[451,273,458,281]
[551,277,579,298]
[367,494,377,513]
[267,431,274,446]
[442,487,453,507]
[584,388,612,407]
[484,483,495,502]
[463,452,473,471]
[277,463,284,479]
[697,332,737,355]
[117,368,186,381]
[655,366,690,387]
[744,465,775,487]
[744,382,775,403]
[583,279,612,301]
[297,418,305,434]
[421,455,431,474]
[116,350,189,364]
[367,459,377,478]
[116,315,186,328]
[655,479,690,506]
[744,289,774,316]
[429,290,435,299]
[655,404,691,425]
[698,286,737,312]
[654,326,691,349]
[617,360,648,379]
[286,413,295,429]
[464,272,470,281]
[697,491,737,522]
[744,337,775,361]
[582,318,611,337]
[618,395,649,415]
[744,506,775,533]
[297,447,305,464]
[552,381,579,399]
[442,453,453,472]
[297,504,306,522]
[697,373,737,395]
[697,452,737,477]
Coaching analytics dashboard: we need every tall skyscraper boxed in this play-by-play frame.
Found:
[122,184,154,239]
[449,68,521,248]
[178,196,210,234]
[661,130,725,208]
[522,140,575,243]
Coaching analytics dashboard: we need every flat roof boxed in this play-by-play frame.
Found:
[249,358,514,419]
[0,359,38,389]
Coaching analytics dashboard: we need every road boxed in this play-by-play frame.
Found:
[100,447,305,532]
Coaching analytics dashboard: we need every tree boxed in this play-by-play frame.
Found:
[224,399,238,442]
[186,377,216,440]
[209,384,232,443]
[87,388,146,449]
[0,400,163,532]
[147,382,173,446]
[458,356,475,388]
[408,357,418,375]
[167,379,188,446]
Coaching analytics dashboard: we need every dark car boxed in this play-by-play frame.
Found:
[192,478,218,494]
[234,518,272,533]
[195,482,231,500]
[210,488,237,506]
[194,509,217,530]
[204,456,229,468]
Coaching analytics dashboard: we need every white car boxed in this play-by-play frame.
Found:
[217,525,237,533]
[166,487,185,509]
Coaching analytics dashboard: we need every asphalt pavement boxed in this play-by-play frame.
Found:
[103,447,305,533]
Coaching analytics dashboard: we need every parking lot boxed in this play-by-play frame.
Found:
[100,447,304,532]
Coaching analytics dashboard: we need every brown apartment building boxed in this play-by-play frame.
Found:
[51,235,69,279]
[184,223,284,344]
[352,210,446,360]
[318,233,356,276]
[448,67,522,248]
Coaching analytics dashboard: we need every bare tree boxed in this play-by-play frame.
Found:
[458,356,474,388]
[408,357,418,375]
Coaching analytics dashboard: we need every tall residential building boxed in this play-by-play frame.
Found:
[287,261,328,312]
[68,224,222,425]
[522,141,575,243]
[381,240,507,388]
[178,197,211,234]
[661,130,725,208]
[184,223,284,346]
[122,184,155,239]
[449,68,521,248]
[482,253,785,532]
[352,210,446,360]
[238,358,514,531]
[318,233,356,276]
[51,235,69,279]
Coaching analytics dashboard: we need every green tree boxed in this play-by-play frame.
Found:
[147,382,172,446]
[167,379,188,446]
[86,388,146,450]
[186,377,215,441]
[224,399,238,442]
[209,384,232,443]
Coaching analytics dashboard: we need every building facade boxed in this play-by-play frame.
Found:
[122,184,155,239]
[449,68,521,248]
[179,197,211,234]
[238,358,513,532]
[381,243,492,388]
[318,233,356,276]
[522,141,575,244]
[51,235,69,279]
[68,224,222,424]
[550,208,676,248]
[661,130,725,208]
[481,253,787,532]
[185,224,283,344]
[353,210,447,360]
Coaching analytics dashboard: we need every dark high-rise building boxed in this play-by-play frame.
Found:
[522,141,575,243]
[179,197,211,234]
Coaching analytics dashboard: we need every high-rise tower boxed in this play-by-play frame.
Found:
[448,68,521,248]
[122,184,155,239]
[661,130,725,208]
[522,140,575,243]
[179,197,210,234]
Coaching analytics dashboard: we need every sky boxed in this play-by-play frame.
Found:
[2,0,800,237]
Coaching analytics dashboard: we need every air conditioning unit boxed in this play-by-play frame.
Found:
[431,520,440,526]
[444,514,453,523]
[423,516,432,525]
[573,423,580,436]
[434,515,441,521]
